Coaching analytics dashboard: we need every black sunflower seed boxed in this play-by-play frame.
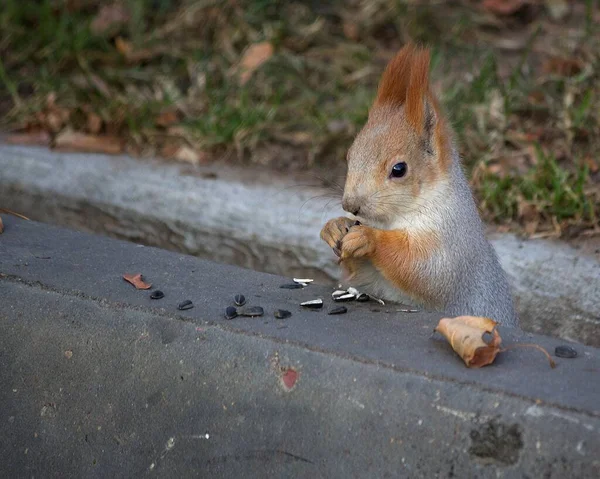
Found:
[555,345,577,359]
[239,306,264,317]
[234,294,246,306]
[150,290,165,300]
[356,293,370,302]
[178,300,193,311]
[225,306,238,320]
[280,283,304,289]
[328,306,347,315]
[274,309,292,319]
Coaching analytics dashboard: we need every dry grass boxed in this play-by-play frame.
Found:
[1,0,598,236]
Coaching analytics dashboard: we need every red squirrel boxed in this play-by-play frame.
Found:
[320,43,518,327]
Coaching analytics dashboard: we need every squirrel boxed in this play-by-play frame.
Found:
[320,43,518,327]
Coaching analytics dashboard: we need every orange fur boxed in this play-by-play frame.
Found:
[374,43,431,133]
[370,228,440,304]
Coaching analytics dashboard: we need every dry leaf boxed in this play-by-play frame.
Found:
[343,21,359,41]
[115,36,133,56]
[0,217,3,234]
[584,156,599,174]
[239,42,274,85]
[155,110,179,128]
[174,146,207,165]
[90,4,130,35]
[435,316,502,368]
[542,57,583,77]
[5,131,51,147]
[54,130,123,155]
[483,0,528,15]
[86,112,103,134]
[123,273,152,290]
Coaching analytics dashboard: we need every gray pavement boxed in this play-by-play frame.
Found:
[1,144,599,347]
[1,215,599,478]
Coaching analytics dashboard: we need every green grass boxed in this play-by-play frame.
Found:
[0,0,598,235]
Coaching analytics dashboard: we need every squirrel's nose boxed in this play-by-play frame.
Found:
[342,196,361,216]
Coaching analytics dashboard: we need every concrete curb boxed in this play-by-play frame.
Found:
[1,216,599,477]
[0,144,598,346]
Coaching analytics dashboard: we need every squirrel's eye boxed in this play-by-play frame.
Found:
[391,162,408,178]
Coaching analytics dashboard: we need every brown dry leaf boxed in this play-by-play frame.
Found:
[542,57,583,77]
[54,130,123,155]
[123,273,152,290]
[0,216,3,234]
[5,131,51,147]
[483,0,528,15]
[343,21,359,41]
[239,42,274,85]
[584,156,599,174]
[174,146,208,165]
[155,110,179,128]
[435,316,502,368]
[90,4,130,35]
[115,36,133,56]
[86,112,103,134]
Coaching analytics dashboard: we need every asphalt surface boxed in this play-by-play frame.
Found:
[1,215,599,478]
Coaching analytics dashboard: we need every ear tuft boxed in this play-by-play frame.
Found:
[374,43,432,132]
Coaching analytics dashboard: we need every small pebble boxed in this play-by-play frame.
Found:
[234,294,246,306]
[334,293,355,302]
[328,306,347,315]
[274,309,292,319]
[239,306,264,317]
[150,290,165,300]
[356,293,370,302]
[225,306,238,320]
[555,345,577,359]
[178,300,193,311]
[293,278,314,284]
[301,299,323,309]
[280,283,304,290]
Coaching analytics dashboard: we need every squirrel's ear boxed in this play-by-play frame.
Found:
[374,43,434,134]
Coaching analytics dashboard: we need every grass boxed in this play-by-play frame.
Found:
[0,0,598,236]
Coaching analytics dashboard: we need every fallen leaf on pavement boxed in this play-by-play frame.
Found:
[54,130,123,155]
[435,316,502,368]
[239,42,274,85]
[5,131,51,147]
[123,273,152,290]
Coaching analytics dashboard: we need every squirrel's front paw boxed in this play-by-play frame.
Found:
[340,225,377,260]
[320,217,355,255]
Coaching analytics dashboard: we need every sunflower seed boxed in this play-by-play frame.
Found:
[331,290,347,299]
[274,309,292,319]
[356,293,370,302]
[280,283,304,289]
[178,300,193,311]
[555,345,577,359]
[293,278,314,284]
[225,306,238,320]
[301,299,323,309]
[354,220,361,226]
[150,290,165,300]
[239,306,264,317]
[347,287,360,296]
[397,308,420,313]
[234,294,246,306]
[334,293,355,302]
[328,306,347,315]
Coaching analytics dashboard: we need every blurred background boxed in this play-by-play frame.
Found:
[1,0,598,237]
